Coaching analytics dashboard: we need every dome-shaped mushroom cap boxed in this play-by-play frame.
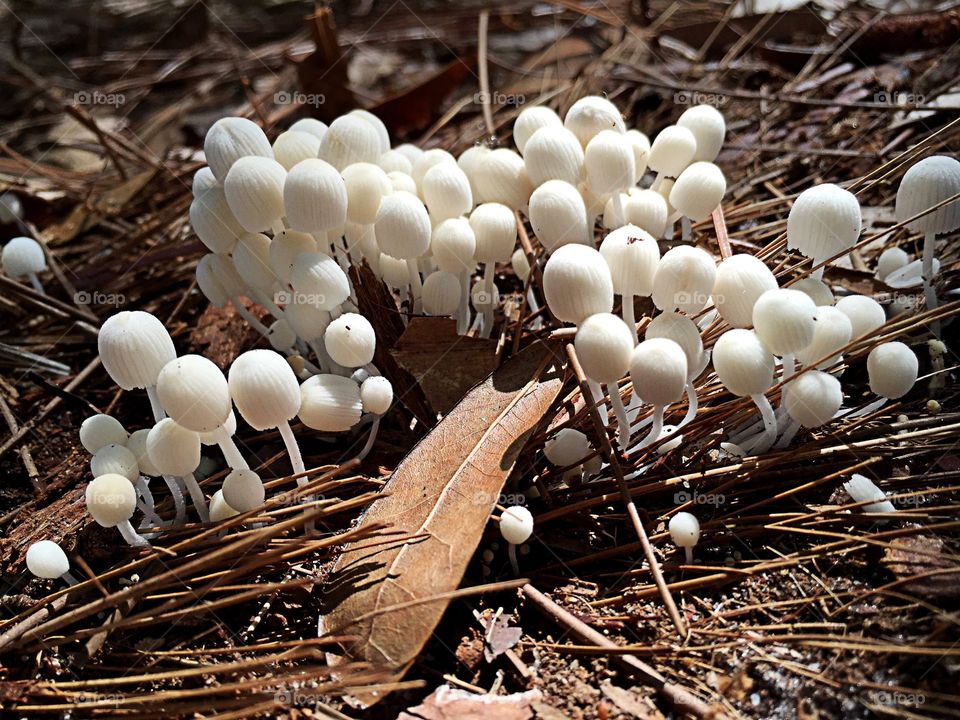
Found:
[387,170,418,195]
[543,244,614,325]
[474,149,532,209]
[648,125,698,178]
[523,126,584,188]
[0,192,23,222]
[432,218,476,273]
[380,253,411,289]
[270,230,317,285]
[422,271,461,316]
[125,428,161,476]
[575,313,633,385]
[624,189,669,237]
[625,129,651,182]
[422,162,473,221]
[514,106,563,155]
[228,349,300,431]
[360,375,393,416]
[86,473,137,527]
[156,355,232,433]
[796,306,852,369]
[223,156,287,234]
[380,149,413,175]
[456,145,490,197]
[630,338,688,406]
[198,410,236,446]
[652,245,716,314]
[342,162,392,226]
[80,414,128,454]
[564,96,626,147]
[318,114,382,171]
[791,277,835,307]
[668,511,700,547]
[529,180,590,252]
[146,418,201,476]
[669,162,726,221]
[222,468,265,512]
[895,155,960,235]
[26,540,70,579]
[196,252,244,308]
[867,341,918,399]
[232,233,277,293]
[324,313,376,368]
[877,247,910,282]
[283,297,329,342]
[411,148,457,194]
[544,428,592,467]
[289,118,328,141]
[267,319,298,353]
[645,312,705,377]
[787,184,861,262]
[712,254,778,328]
[599,224,660,297]
[784,370,842,428]
[585,129,635,197]
[470,202,517,264]
[375,191,432,260]
[90,444,138,483]
[712,328,775,397]
[191,167,218,197]
[209,490,240,522]
[511,248,530,282]
[203,117,273,181]
[394,143,424,165]
[299,374,363,431]
[272,130,321,171]
[98,311,177,391]
[289,252,350,311]
[2,236,46,277]
[835,294,885,338]
[677,104,726,162]
[189,187,244,254]
[752,288,817,356]
[500,505,534,545]
[349,109,390,154]
[283,158,348,234]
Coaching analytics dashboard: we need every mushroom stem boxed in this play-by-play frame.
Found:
[181,473,209,523]
[60,570,79,586]
[134,476,162,528]
[586,379,608,426]
[508,542,520,576]
[209,425,249,471]
[116,520,150,547]
[230,298,271,337]
[357,415,381,461]
[406,259,423,313]
[676,382,698,431]
[621,295,637,345]
[744,393,777,454]
[774,418,800,449]
[162,474,187,525]
[681,215,692,241]
[781,354,796,383]
[271,220,286,237]
[923,230,940,335]
[635,404,664,450]
[251,288,286,323]
[481,264,495,339]
[811,256,825,281]
[278,420,306,485]
[836,396,887,419]
[683,546,693,564]
[611,192,626,228]
[651,172,665,191]
[27,273,44,294]
[146,386,166,423]
[608,384,631,446]
[457,270,471,335]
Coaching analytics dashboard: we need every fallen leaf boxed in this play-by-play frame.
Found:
[322,341,565,704]
[294,8,357,121]
[398,686,542,720]
[370,58,472,137]
[482,611,523,662]
[882,535,960,600]
[600,683,665,719]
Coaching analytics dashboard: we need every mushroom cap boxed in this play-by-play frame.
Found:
[198,410,236,446]
[289,252,351,311]
[380,149,413,175]
[191,167,218,197]
[2,236,46,277]
[877,246,910,282]
[523,126,584,188]
[147,418,201,476]
[196,252,245,308]
[86,473,137,527]
[563,96,626,147]
[648,125,697,177]
[575,313,633,385]
[669,162,725,221]
[269,230,317,285]
[514,105,563,155]
[470,202,517,264]
[752,288,817,356]
[867,341,918,400]
[90,444,139,483]
[668,511,700,547]
[395,143,424,164]
[599,224,661,297]
[342,162,392,225]
[456,145,491,198]
[422,162,473,221]
[228,349,301,431]
[470,278,498,312]
[272,130,321,171]
[835,294,885,338]
[318,114,382,170]
[289,118,328,142]
[795,306,852,369]
[209,489,240,522]
[26,540,70,579]
[630,338,688,406]
[645,312,705,378]
[712,254,778,328]
[283,296,329,342]
[791,277,835,307]
[375,190,432,260]
[222,469,265,512]
[283,158,348,234]
[787,184,861,263]
[80,414,128,454]
[432,218,477,274]
[189,186,244,255]
[783,370,843,428]
[499,505,534,545]
[348,109,390,154]
[843,474,896,514]
[895,155,960,235]
[232,233,277,293]
[324,313,376,368]
[625,129,651,182]
[267,319,298,353]
[544,428,592,467]
[422,271,461,316]
[223,156,287,234]
[712,328,775,397]
[380,253,411,290]
[203,117,273,181]
[677,104,726,162]
[511,248,531,282]
[528,180,590,251]
[360,375,394,415]
[299,374,363,432]
[0,191,24,222]
[474,149,532,210]
[156,355,232,433]
[624,188,668,237]
[98,311,177,391]
[585,129,635,197]
[387,170,418,195]
[652,245,716,314]
[543,243,614,325]
[411,148,457,196]
[125,428,161,477]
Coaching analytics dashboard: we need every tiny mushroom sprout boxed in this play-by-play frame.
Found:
[325,313,376,376]
[528,180,590,252]
[778,370,844,448]
[26,541,78,586]
[677,104,726,162]
[542,243,614,327]
[221,155,288,234]
[651,245,717,316]
[599,224,660,342]
[711,254,778,328]
[375,190,432,309]
[89,443,159,527]
[358,375,394,460]
[585,130,635,226]
[79,413,128,454]
[669,511,700,564]
[894,155,960,334]
[563,96,626,147]
[209,490,240,523]
[629,338,688,450]
[2,236,47,293]
[470,202,517,336]
[787,183,861,279]
[796,306,852,370]
[668,162,726,238]
[864,341,919,414]
[318,113,382,170]
[713,329,777,454]
[283,158,348,236]
[147,418,207,522]
[299,374,363,433]
[751,288,818,382]
[0,191,24,223]
[203,116,273,181]
[499,505,534,575]
[544,428,594,482]
[877,246,910,283]
[86,473,149,547]
[98,310,177,422]
[575,313,635,442]
[835,294,886,339]
[843,474,896,515]
[422,271,461,318]
[513,105,563,155]
[222,469,265,514]
[522,126,584,188]
[647,125,698,191]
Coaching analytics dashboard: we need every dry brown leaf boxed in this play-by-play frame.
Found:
[882,535,960,600]
[323,341,565,703]
[398,686,542,720]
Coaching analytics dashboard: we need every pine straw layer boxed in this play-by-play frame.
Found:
[0,2,958,718]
